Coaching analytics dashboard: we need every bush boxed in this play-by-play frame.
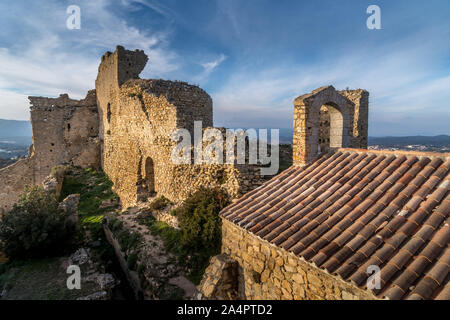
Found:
[117,229,142,252]
[0,186,73,259]
[177,188,229,253]
[148,196,171,211]
[50,165,68,180]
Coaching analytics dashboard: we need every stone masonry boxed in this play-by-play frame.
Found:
[95,46,264,208]
[199,219,379,300]
[0,91,100,213]
[0,46,264,213]
[293,86,368,166]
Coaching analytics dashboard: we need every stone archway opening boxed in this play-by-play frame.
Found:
[144,157,155,195]
[293,86,359,166]
[137,156,156,202]
[318,102,344,153]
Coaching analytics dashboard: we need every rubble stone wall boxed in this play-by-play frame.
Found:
[339,89,369,149]
[212,219,379,300]
[0,92,100,213]
[95,46,264,208]
[293,86,369,166]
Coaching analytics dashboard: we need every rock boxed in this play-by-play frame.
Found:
[341,291,354,300]
[77,291,109,300]
[68,248,91,270]
[91,241,101,247]
[96,273,116,290]
[307,273,322,287]
[59,194,80,225]
[99,198,119,209]
[292,273,304,284]
[42,175,63,196]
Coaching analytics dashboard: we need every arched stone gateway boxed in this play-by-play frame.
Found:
[293,86,369,166]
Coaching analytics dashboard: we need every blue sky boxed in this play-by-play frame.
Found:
[0,0,449,136]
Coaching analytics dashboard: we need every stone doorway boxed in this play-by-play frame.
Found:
[137,156,155,202]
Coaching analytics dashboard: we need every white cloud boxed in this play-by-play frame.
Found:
[211,34,450,135]
[121,0,174,18]
[201,54,227,73]
[0,0,178,120]
[192,54,227,83]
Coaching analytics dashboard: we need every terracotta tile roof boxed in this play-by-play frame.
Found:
[221,149,450,300]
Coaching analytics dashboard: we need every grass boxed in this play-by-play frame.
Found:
[0,258,98,300]
[0,166,123,300]
[136,215,210,285]
[60,167,119,228]
[58,167,120,264]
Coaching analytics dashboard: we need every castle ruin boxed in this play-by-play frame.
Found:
[0,46,264,212]
[0,91,100,213]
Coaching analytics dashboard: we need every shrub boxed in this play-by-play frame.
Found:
[177,188,229,253]
[127,253,138,270]
[0,186,73,259]
[117,229,142,252]
[50,165,68,180]
[148,196,172,211]
[108,216,123,233]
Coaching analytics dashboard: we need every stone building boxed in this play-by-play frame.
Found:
[199,87,449,300]
[0,46,264,213]
[0,92,100,213]
[94,46,263,208]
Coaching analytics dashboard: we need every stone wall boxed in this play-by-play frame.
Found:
[293,86,369,166]
[201,219,379,300]
[339,89,369,149]
[95,46,264,208]
[1,46,265,213]
[0,91,100,213]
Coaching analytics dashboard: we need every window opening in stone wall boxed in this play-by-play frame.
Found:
[318,102,344,153]
[107,103,112,124]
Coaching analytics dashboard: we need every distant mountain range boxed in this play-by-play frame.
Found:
[0,119,32,137]
[368,135,450,147]
[278,129,450,148]
[273,129,450,153]
[0,120,448,160]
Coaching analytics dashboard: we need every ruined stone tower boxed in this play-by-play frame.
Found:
[292,86,369,166]
[94,46,261,208]
[0,46,263,213]
[0,92,100,213]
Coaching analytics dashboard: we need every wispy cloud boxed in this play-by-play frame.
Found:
[0,0,449,136]
[121,0,174,18]
[0,0,178,120]
[201,54,227,73]
[212,33,450,135]
[192,54,227,82]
